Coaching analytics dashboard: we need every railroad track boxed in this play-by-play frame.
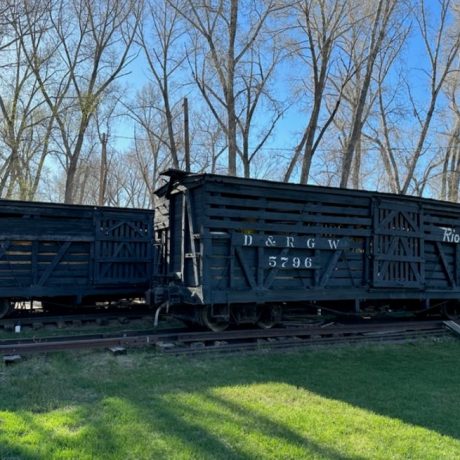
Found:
[0,320,452,356]
[0,309,155,330]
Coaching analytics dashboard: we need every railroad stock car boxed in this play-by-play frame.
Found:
[0,200,154,318]
[151,170,460,331]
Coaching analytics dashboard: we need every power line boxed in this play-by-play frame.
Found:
[110,134,456,154]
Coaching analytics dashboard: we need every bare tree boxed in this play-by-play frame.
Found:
[400,0,460,194]
[284,0,357,183]
[122,83,178,205]
[236,43,285,178]
[193,112,228,173]
[361,0,460,196]
[0,1,54,199]
[441,62,460,201]
[137,0,187,169]
[17,0,142,203]
[0,42,51,199]
[173,0,284,176]
[339,0,400,188]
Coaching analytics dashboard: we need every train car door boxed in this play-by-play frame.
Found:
[372,199,424,289]
[93,210,153,285]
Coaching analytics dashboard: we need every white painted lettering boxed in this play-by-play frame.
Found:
[441,227,460,243]
[442,227,453,242]
[286,236,295,248]
[328,239,339,249]
[265,235,276,247]
[306,238,316,249]
[243,234,253,246]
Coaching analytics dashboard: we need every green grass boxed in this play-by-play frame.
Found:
[1,339,460,459]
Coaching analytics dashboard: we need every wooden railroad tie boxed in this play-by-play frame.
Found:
[443,321,460,337]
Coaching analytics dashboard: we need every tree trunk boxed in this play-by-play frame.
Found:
[226,0,238,176]
[340,0,390,188]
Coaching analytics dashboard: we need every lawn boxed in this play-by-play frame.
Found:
[1,339,460,459]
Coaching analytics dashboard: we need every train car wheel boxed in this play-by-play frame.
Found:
[442,302,460,321]
[257,305,282,329]
[199,308,229,332]
[0,299,13,319]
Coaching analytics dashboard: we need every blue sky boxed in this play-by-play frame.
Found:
[108,0,454,192]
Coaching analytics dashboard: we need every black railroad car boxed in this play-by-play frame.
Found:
[0,200,154,318]
[153,170,460,330]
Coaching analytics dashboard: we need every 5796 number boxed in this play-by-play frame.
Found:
[267,256,314,269]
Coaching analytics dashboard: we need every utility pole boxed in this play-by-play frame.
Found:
[98,133,108,206]
[183,97,190,172]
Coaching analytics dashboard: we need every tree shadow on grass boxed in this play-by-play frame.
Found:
[1,342,460,458]
[0,392,357,460]
[272,343,460,441]
[154,390,362,460]
[0,400,242,460]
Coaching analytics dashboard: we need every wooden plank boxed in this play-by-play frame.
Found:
[204,182,370,207]
[234,247,257,289]
[37,241,72,286]
[319,250,343,287]
[0,235,94,242]
[206,195,370,216]
[435,242,456,287]
[205,207,371,226]
[185,191,200,287]
[203,219,372,236]
[444,321,460,337]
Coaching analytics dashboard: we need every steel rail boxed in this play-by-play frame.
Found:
[0,320,449,355]
[0,310,155,330]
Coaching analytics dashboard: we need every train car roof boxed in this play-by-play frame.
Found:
[156,169,460,211]
[0,197,154,216]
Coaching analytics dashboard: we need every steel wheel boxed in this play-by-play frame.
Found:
[442,302,460,321]
[0,299,12,319]
[199,307,229,332]
[257,305,282,329]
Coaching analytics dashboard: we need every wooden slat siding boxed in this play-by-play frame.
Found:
[38,241,71,286]
[93,210,153,286]
[234,247,257,289]
[184,190,200,287]
[426,220,460,233]
[164,174,371,305]
[180,193,186,281]
[372,200,424,288]
[154,194,172,279]
[424,205,460,215]
[257,246,265,289]
[171,193,183,275]
[206,207,371,226]
[207,195,370,216]
[424,203,457,289]
[435,242,457,288]
[204,182,370,207]
[0,198,153,301]
[206,196,369,218]
[156,171,460,309]
[202,220,372,236]
[456,244,460,286]
[201,229,212,302]
[262,247,293,290]
[155,170,460,210]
